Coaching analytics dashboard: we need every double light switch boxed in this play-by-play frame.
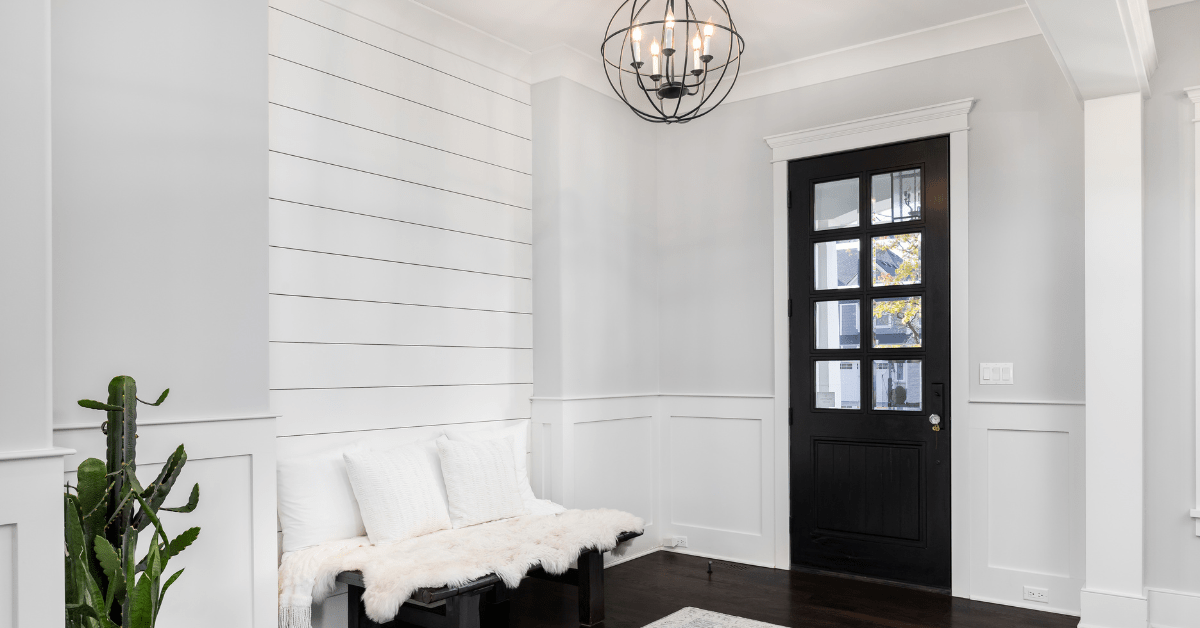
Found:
[979,363,1013,385]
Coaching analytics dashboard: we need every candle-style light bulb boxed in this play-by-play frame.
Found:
[664,9,675,50]
[692,34,701,70]
[703,21,714,56]
[650,38,660,76]
[631,26,642,63]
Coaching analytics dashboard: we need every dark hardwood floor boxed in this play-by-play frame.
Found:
[505,552,1078,628]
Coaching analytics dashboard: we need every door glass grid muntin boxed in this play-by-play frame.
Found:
[806,169,928,414]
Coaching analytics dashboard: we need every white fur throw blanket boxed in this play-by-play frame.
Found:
[278,508,643,628]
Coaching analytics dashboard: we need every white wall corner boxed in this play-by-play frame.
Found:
[1190,85,1200,537]
[530,44,618,102]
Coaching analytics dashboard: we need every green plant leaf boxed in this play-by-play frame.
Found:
[165,527,200,560]
[93,535,124,610]
[78,399,125,412]
[160,483,199,514]
[134,445,187,531]
[137,389,169,406]
[154,569,184,625]
[128,574,153,628]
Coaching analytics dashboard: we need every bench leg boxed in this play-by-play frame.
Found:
[577,549,604,626]
[347,583,369,628]
[444,590,482,628]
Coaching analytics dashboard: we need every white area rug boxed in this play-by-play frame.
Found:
[644,608,786,628]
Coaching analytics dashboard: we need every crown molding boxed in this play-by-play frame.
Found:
[764,98,975,162]
[530,44,619,101]
[529,7,1037,107]
[727,6,1038,105]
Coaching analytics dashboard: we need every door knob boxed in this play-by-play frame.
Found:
[928,414,941,425]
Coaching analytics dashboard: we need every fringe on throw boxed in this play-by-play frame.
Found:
[279,605,312,628]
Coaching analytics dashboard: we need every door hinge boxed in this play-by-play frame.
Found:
[787,190,792,209]
[788,299,792,317]
[788,407,793,426]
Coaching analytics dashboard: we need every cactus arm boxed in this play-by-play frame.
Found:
[159,484,199,514]
[79,400,126,412]
[135,389,169,407]
[132,445,187,531]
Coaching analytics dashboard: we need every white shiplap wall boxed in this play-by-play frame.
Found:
[267,0,533,438]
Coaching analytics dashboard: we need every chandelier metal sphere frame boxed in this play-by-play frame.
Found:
[601,0,744,124]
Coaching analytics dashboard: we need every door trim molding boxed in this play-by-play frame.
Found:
[764,98,974,596]
[1188,86,1200,536]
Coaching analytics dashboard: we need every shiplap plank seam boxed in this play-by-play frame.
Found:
[271,341,533,349]
[270,293,532,316]
[269,102,532,176]
[272,384,534,390]
[269,150,531,211]
[268,6,530,107]
[268,54,530,141]
[269,246,531,280]
[270,198,531,245]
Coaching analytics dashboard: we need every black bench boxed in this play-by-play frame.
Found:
[339,530,643,628]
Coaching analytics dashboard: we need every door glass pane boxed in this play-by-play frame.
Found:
[872,233,921,286]
[815,360,860,409]
[872,296,922,348]
[814,178,860,231]
[871,169,921,224]
[873,360,922,411]
[815,300,860,349]
[814,239,860,290]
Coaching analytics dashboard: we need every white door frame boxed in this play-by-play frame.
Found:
[763,98,974,596]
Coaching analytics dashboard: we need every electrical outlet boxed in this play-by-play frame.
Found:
[662,536,688,548]
[1022,586,1048,603]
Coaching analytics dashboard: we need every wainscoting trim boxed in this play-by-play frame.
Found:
[0,446,75,461]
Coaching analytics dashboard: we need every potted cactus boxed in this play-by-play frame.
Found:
[64,376,201,628]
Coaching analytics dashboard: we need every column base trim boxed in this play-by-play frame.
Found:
[1080,589,1148,628]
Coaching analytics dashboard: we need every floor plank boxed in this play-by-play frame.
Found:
[505,552,1079,628]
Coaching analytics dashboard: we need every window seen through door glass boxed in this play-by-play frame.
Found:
[871,169,921,224]
[814,300,860,349]
[873,359,922,411]
[872,296,922,348]
[814,239,860,290]
[815,360,860,409]
[872,233,921,286]
[813,178,860,231]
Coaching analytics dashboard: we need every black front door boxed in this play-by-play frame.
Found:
[788,136,951,589]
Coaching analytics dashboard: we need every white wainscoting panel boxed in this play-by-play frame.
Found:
[1148,588,1200,628]
[660,395,776,566]
[532,396,661,565]
[0,523,11,628]
[55,417,278,628]
[969,402,1084,616]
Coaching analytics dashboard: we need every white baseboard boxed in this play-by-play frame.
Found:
[605,545,662,568]
[1079,589,1150,628]
[1149,588,1200,628]
[661,546,779,570]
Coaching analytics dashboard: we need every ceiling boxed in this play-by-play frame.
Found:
[410,0,1026,73]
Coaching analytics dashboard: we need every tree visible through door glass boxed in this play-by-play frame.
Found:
[872,296,921,348]
[872,233,921,286]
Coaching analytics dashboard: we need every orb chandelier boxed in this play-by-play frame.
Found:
[601,0,744,124]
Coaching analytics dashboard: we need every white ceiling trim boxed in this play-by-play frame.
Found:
[527,5,1037,108]
[763,98,975,162]
[729,6,1037,104]
[531,44,620,102]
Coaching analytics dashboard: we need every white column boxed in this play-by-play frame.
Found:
[0,1,72,627]
[1081,92,1147,628]
[1190,86,1200,537]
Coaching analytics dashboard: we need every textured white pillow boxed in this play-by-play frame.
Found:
[342,439,452,545]
[277,448,365,553]
[436,436,528,528]
[443,423,538,506]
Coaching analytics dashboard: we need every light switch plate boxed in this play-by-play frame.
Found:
[979,363,1014,385]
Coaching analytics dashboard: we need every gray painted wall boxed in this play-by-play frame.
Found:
[656,35,1085,402]
[1144,0,1200,598]
[51,0,269,423]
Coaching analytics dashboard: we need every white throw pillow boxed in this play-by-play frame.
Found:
[342,439,452,545]
[436,436,528,528]
[277,448,365,553]
[443,422,538,506]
